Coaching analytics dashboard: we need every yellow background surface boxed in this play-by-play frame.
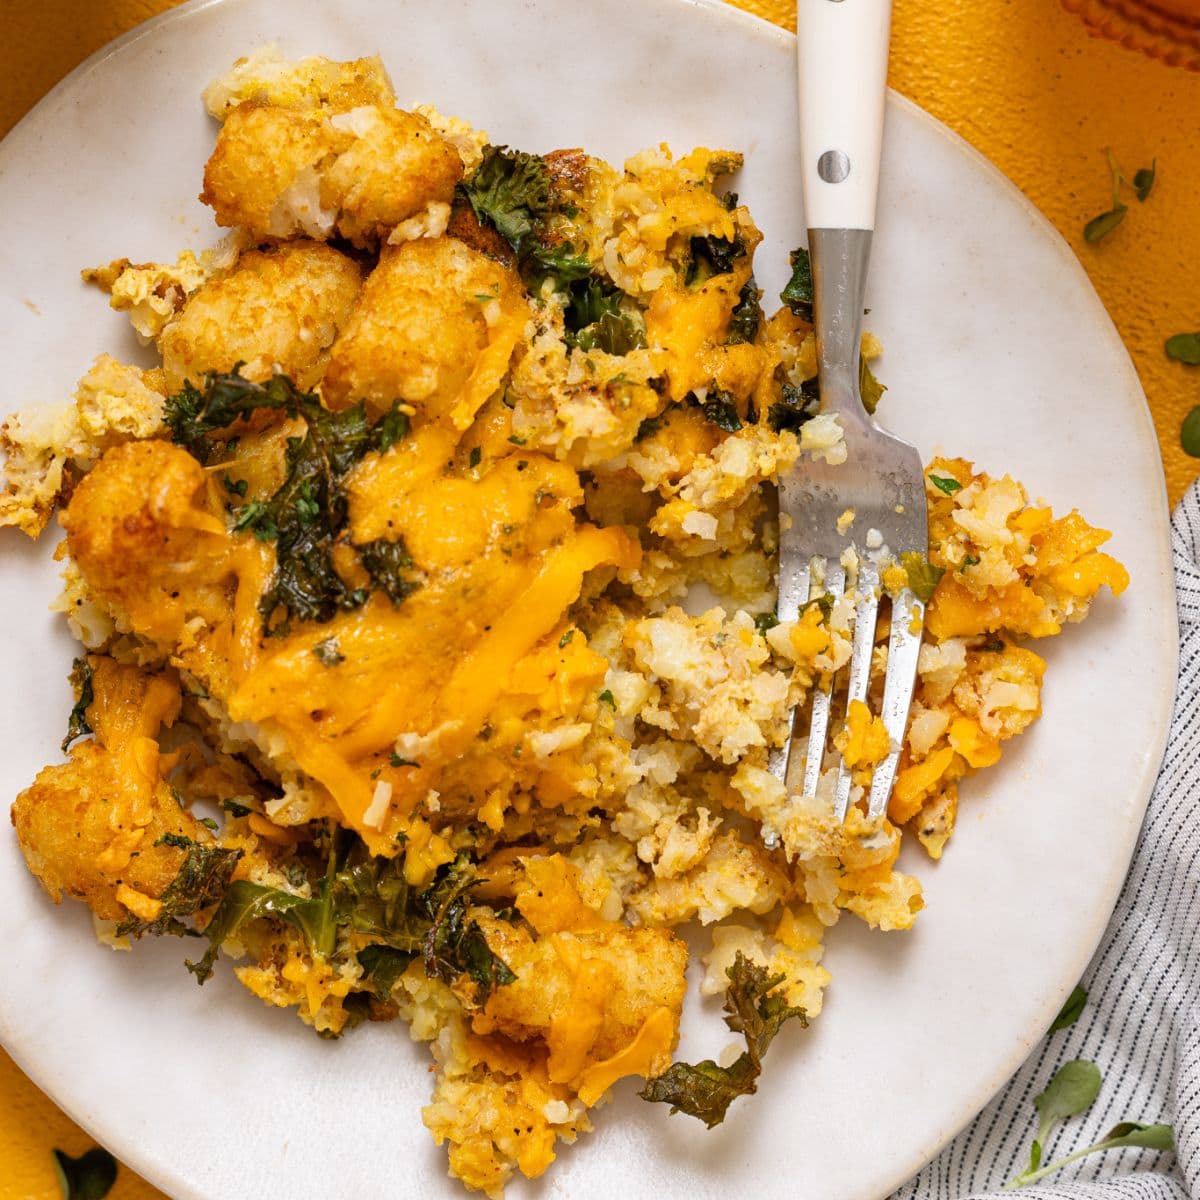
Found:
[3,1,1198,1196]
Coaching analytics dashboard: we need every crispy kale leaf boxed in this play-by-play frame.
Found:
[780,246,813,322]
[187,840,515,1000]
[163,369,304,464]
[356,944,414,1001]
[117,833,242,939]
[687,233,746,287]
[561,277,647,356]
[460,146,554,261]
[860,356,886,415]
[696,388,742,433]
[639,952,807,1128]
[419,854,517,999]
[184,371,417,632]
[357,538,421,606]
[460,145,648,357]
[727,280,762,345]
[768,377,820,433]
[61,656,94,754]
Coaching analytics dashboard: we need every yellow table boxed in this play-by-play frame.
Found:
[4,1,1199,1196]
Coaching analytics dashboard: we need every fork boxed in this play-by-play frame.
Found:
[767,0,928,822]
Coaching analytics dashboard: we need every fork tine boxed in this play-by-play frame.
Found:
[831,560,881,820]
[766,560,811,789]
[801,562,845,801]
[866,588,924,819]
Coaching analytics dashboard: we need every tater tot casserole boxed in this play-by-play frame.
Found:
[0,46,1129,1198]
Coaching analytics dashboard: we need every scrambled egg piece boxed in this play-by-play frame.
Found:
[1,49,1128,1199]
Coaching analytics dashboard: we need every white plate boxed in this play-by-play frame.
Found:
[0,1,1176,1197]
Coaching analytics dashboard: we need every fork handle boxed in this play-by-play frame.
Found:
[796,0,892,233]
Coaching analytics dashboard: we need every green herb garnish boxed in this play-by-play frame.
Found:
[900,551,945,604]
[559,629,575,648]
[1084,150,1156,243]
[598,689,616,708]
[1183,407,1200,458]
[1006,1058,1173,1189]
[1166,332,1200,365]
[639,952,807,1127]
[52,1148,117,1200]
[928,474,962,496]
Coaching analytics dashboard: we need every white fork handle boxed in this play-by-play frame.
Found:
[796,0,892,233]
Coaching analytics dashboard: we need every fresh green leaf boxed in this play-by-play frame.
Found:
[698,389,742,433]
[198,817,219,833]
[460,146,553,260]
[900,552,945,604]
[187,839,515,1001]
[639,952,807,1127]
[221,799,253,818]
[52,1148,117,1200]
[928,474,963,496]
[727,280,762,345]
[1018,1058,1102,1181]
[61,657,94,753]
[117,833,242,939]
[1083,204,1127,243]
[1049,984,1087,1034]
[780,247,813,321]
[1165,332,1200,365]
[356,944,414,1001]
[222,473,248,498]
[312,636,345,666]
[1103,1121,1175,1150]
[859,357,886,414]
[767,378,820,434]
[1007,1114,1173,1188]
[1133,159,1156,202]
[1182,406,1200,458]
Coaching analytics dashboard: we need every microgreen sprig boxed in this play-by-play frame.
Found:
[1083,150,1156,244]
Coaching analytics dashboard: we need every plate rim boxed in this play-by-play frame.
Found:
[0,1,1178,1197]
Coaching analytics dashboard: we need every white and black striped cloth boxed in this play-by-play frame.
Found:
[893,486,1200,1200]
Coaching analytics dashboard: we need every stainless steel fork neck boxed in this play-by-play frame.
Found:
[808,227,873,430]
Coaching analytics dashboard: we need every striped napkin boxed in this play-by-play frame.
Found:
[894,488,1200,1198]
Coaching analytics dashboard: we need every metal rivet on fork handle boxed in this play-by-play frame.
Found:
[817,149,850,183]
